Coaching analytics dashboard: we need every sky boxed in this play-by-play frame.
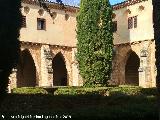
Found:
[49,0,126,6]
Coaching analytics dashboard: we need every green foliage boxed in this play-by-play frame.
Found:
[54,87,107,96]
[12,87,48,94]
[0,0,21,96]
[76,0,113,86]
[12,86,157,97]
[54,86,157,96]
[4,87,157,119]
[109,86,142,96]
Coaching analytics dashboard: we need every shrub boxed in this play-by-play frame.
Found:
[109,86,142,96]
[12,86,157,97]
[12,87,48,94]
[54,86,145,96]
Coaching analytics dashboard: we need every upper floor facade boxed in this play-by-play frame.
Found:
[20,0,153,46]
[113,0,153,44]
[20,0,78,47]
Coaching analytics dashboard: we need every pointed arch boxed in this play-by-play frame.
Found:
[125,51,140,85]
[17,49,37,87]
[52,52,68,86]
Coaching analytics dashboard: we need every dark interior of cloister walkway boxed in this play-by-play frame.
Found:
[16,50,68,87]
[17,49,37,87]
[16,48,141,88]
[125,51,140,85]
[52,52,67,86]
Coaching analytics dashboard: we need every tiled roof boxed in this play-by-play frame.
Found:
[49,0,79,7]
[22,0,148,12]
[112,0,147,10]
[22,0,79,13]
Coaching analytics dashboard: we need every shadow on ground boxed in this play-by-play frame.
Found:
[0,87,158,120]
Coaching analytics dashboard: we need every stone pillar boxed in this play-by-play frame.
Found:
[71,48,83,86]
[40,45,53,87]
[71,62,79,86]
[138,67,146,87]
[153,65,157,87]
[9,68,17,92]
[139,49,149,88]
[139,66,151,88]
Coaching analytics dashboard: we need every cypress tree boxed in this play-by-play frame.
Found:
[76,0,113,86]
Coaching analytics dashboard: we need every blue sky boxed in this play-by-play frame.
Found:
[49,0,126,6]
[109,0,125,5]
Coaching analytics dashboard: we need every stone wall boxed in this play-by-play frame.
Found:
[9,42,82,90]
[113,0,154,44]
[20,2,77,47]
[8,0,156,90]
[111,39,156,88]
[9,39,155,89]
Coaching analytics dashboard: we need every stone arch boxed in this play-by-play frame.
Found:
[17,49,37,87]
[125,50,140,85]
[52,52,68,86]
[111,45,132,85]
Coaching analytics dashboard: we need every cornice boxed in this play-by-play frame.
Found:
[112,0,148,10]
[20,41,76,49]
[22,0,79,13]
[22,0,148,12]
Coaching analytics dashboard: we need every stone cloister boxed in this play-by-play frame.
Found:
[8,0,157,89]
[10,40,156,89]
[9,42,82,89]
[111,39,156,88]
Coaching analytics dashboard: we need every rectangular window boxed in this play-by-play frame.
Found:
[113,21,117,32]
[128,17,133,29]
[22,16,26,28]
[128,16,138,29]
[37,18,46,30]
[133,16,137,28]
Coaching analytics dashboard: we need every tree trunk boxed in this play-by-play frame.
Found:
[152,0,160,118]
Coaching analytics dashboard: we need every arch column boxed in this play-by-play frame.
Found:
[40,45,53,87]
[71,48,83,86]
[29,48,41,87]
[9,68,17,90]
[111,45,132,85]
[139,49,150,88]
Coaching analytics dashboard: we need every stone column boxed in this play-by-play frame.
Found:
[138,67,146,87]
[9,68,17,92]
[71,48,83,86]
[139,49,149,88]
[40,45,53,87]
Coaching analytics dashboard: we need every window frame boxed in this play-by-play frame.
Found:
[128,16,138,29]
[22,16,26,28]
[37,18,46,30]
[128,17,133,29]
[133,16,137,28]
[113,21,117,32]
